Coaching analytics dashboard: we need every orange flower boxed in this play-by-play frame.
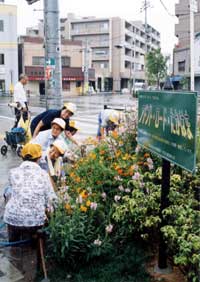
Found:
[100,150,105,155]
[80,190,88,199]
[117,168,123,175]
[80,205,87,212]
[112,131,118,139]
[69,172,75,178]
[144,153,150,158]
[65,204,72,214]
[76,176,81,183]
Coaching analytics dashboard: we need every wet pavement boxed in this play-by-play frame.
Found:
[0,93,136,281]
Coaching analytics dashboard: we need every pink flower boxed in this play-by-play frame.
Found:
[147,157,154,170]
[94,239,102,246]
[118,185,124,192]
[125,188,131,193]
[114,195,121,202]
[90,202,98,210]
[101,192,107,201]
[132,172,141,180]
[114,175,123,181]
[135,145,141,154]
[105,224,113,233]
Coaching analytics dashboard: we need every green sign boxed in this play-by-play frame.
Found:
[138,91,198,172]
[46,58,55,66]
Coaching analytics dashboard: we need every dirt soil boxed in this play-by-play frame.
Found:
[147,257,187,282]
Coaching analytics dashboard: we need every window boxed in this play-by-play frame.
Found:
[0,54,4,65]
[60,26,65,31]
[62,56,70,67]
[0,20,4,32]
[62,81,70,91]
[32,56,45,66]
[178,60,185,72]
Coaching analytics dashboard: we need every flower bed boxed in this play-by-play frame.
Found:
[46,113,200,282]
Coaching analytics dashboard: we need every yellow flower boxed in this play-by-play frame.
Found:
[65,204,72,214]
[86,200,91,207]
[65,204,71,210]
[80,205,87,212]
[70,172,75,178]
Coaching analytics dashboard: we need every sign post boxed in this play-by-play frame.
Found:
[138,90,197,272]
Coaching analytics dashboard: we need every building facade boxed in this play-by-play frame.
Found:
[173,0,200,91]
[18,36,95,96]
[27,14,160,92]
[0,3,18,93]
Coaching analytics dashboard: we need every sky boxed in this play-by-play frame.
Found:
[5,0,179,56]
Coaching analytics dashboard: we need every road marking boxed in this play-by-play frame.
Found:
[0,115,14,120]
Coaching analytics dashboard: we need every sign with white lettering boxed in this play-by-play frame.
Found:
[138,91,198,172]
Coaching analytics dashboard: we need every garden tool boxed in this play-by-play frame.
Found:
[39,234,50,282]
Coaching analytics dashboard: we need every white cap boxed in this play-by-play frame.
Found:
[64,102,77,114]
[51,118,66,130]
[52,140,67,155]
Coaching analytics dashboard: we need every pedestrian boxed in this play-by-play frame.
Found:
[97,108,120,140]
[13,74,29,128]
[30,118,65,152]
[3,143,57,243]
[30,102,76,138]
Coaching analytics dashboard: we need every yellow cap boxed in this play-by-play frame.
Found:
[69,120,78,130]
[52,140,67,155]
[21,143,42,159]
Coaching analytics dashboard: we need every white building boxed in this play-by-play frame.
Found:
[0,2,18,92]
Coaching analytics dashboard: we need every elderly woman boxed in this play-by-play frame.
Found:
[3,143,57,242]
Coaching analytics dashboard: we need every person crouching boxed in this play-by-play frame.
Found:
[3,143,57,243]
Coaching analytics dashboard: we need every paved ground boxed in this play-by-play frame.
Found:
[0,93,136,281]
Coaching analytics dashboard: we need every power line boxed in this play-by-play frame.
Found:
[159,0,176,17]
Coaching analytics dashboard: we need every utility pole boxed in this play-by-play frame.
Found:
[140,0,151,88]
[83,39,89,95]
[189,0,197,91]
[43,0,62,109]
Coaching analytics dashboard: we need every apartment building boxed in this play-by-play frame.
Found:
[18,36,95,96]
[27,14,160,92]
[0,2,18,92]
[173,0,200,91]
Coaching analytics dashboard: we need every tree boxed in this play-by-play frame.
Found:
[146,48,168,88]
